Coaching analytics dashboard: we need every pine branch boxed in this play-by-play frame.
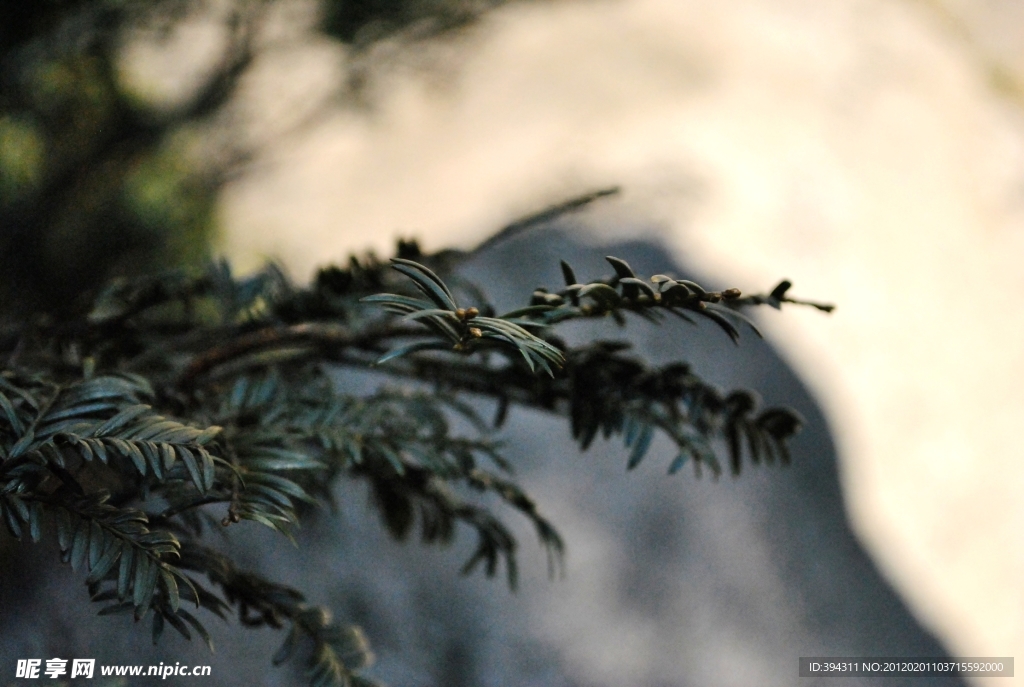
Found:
[0,234,830,687]
[176,543,380,687]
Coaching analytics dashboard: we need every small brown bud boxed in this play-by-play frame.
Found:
[723,288,742,299]
[465,307,479,318]
[469,327,483,338]
[455,308,467,319]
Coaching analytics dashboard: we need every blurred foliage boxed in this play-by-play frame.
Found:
[2,2,208,315]
[0,0,516,318]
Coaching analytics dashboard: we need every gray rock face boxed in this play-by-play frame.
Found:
[0,228,961,687]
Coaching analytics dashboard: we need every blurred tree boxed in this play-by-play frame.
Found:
[0,0,509,319]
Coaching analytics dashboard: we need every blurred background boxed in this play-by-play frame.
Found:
[2,0,1022,685]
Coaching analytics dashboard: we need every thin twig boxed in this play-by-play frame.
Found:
[176,322,423,387]
[470,187,621,256]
